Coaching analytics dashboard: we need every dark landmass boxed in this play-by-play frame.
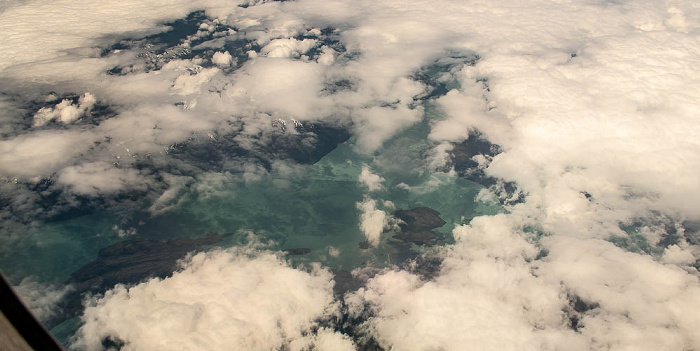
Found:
[263,123,352,165]
[446,133,524,205]
[169,122,351,172]
[283,248,312,255]
[448,134,500,186]
[394,207,446,231]
[566,295,600,331]
[412,51,480,100]
[45,233,228,330]
[392,207,446,246]
[358,240,371,250]
[393,230,441,246]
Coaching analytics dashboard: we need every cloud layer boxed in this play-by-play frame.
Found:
[1,0,700,350]
[74,246,352,351]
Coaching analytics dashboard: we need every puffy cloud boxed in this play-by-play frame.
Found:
[662,244,696,266]
[0,130,97,178]
[211,51,233,67]
[352,105,423,154]
[56,162,148,196]
[289,328,356,351]
[98,104,216,155]
[349,214,580,351]
[317,46,336,66]
[260,38,318,58]
[358,164,384,192]
[1,0,700,349]
[356,197,387,247]
[171,67,220,96]
[539,236,700,350]
[33,92,96,127]
[74,246,347,351]
[226,57,332,120]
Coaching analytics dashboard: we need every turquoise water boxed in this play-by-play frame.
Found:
[0,106,501,313]
[0,105,503,346]
[1,110,500,283]
[136,116,500,269]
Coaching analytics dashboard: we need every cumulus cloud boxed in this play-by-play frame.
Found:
[358,164,384,192]
[211,51,233,67]
[317,46,336,66]
[171,67,220,96]
[0,0,234,73]
[348,214,580,350]
[260,38,318,58]
[226,57,332,120]
[74,246,348,351]
[1,0,700,349]
[0,130,96,178]
[356,197,387,247]
[56,162,148,196]
[539,235,700,350]
[33,92,96,127]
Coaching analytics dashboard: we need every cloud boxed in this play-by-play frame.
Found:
[348,213,581,350]
[0,130,97,179]
[56,162,149,196]
[171,67,221,96]
[260,38,318,58]
[1,0,700,349]
[358,164,384,192]
[74,246,349,351]
[13,278,72,323]
[226,57,333,120]
[211,51,233,67]
[147,173,193,215]
[98,104,216,156]
[352,105,423,154]
[0,0,232,73]
[356,197,387,247]
[33,92,96,127]
[539,235,700,350]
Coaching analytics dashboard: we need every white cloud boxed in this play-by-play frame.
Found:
[349,214,580,350]
[0,130,96,178]
[539,236,700,350]
[98,104,216,155]
[74,246,348,351]
[352,105,423,154]
[0,0,235,73]
[171,67,220,96]
[317,46,336,66]
[226,57,332,120]
[289,328,356,351]
[356,197,387,247]
[211,51,233,67]
[662,244,696,266]
[32,92,96,127]
[358,164,384,192]
[57,162,148,196]
[260,38,318,58]
[1,0,700,349]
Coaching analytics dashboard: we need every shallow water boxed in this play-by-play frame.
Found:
[0,106,501,345]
